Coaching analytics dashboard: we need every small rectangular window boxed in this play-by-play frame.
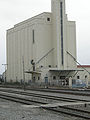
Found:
[53,76,56,80]
[38,76,40,80]
[77,76,80,79]
[33,76,35,81]
[40,65,43,68]
[47,18,50,21]
[32,30,35,44]
[85,75,87,78]
[48,65,51,68]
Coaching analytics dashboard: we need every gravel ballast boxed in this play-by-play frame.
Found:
[0,98,86,120]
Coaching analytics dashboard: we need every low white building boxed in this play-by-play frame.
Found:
[6,0,77,87]
[76,65,90,87]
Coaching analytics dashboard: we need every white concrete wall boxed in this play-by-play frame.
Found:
[76,66,90,85]
[6,0,77,83]
[51,0,66,69]
[66,21,77,70]
[6,13,53,82]
[51,0,76,70]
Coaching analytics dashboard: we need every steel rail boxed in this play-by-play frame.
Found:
[45,107,90,119]
[1,86,90,96]
[0,93,47,104]
[0,89,90,102]
[0,90,90,119]
[25,88,90,96]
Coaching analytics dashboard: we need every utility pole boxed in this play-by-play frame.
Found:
[2,64,8,84]
[22,57,25,90]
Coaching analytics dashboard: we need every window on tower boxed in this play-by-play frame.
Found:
[47,17,50,21]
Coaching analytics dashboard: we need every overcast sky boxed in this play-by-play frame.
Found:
[0,0,90,74]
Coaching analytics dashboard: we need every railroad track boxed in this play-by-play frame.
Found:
[0,85,90,96]
[45,106,90,119]
[0,92,47,105]
[0,88,90,103]
[0,89,90,119]
[26,88,90,96]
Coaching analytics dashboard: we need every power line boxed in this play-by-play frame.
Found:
[29,48,54,71]
[67,51,90,74]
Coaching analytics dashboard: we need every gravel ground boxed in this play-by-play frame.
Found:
[0,98,86,120]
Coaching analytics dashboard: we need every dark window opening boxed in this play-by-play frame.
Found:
[38,76,40,80]
[53,76,56,80]
[47,18,50,21]
[33,76,35,80]
[85,75,87,79]
[48,65,51,68]
[32,30,35,44]
[41,65,43,68]
[77,76,80,79]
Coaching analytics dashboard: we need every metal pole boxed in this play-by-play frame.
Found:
[22,58,25,90]
[2,64,8,84]
[5,66,6,83]
[67,51,90,88]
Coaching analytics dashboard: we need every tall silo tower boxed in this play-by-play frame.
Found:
[51,0,68,70]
